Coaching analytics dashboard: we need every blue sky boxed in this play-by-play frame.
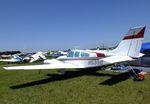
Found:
[0,0,150,52]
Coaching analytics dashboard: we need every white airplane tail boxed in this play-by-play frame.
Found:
[12,55,23,60]
[111,26,146,57]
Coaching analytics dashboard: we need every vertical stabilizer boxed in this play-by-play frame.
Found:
[111,26,146,57]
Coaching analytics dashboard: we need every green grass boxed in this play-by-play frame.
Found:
[0,63,150,104]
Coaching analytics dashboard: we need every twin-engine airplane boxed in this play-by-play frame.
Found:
[4,26,146,75]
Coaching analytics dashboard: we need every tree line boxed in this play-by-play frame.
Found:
[0,51,21,55]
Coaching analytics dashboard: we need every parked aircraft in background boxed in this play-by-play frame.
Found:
[58,51,68,55]
[23,52,46,63]
[0,55,23,63]
[0,52,46,63]
[47,51,68,58]
[4,26,146,76]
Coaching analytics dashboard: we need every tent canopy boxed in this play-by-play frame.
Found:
[141,42,150,53]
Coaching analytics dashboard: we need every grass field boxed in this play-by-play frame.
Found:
[0,63,150,104]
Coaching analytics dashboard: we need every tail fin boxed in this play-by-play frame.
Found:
[12,55,23,60]
[111,26,146,57]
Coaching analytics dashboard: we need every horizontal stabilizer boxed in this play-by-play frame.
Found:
[101,55,134,64]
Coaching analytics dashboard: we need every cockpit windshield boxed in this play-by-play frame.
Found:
[67,51,74,57]
[67,50,90,58]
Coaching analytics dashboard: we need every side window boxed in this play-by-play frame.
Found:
[75,51,80,57]
[67,51,74,57]
[81,52,89,57]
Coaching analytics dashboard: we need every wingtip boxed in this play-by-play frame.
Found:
[3,67,16,70]
[3,67,8,70]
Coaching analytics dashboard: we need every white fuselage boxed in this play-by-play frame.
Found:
[44,50,113,68]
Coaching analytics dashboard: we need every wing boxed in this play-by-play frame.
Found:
[0,59,20,62]
[3,59,80,70]
[3,56,134,70]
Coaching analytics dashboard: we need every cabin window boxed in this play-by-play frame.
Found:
[68,51,90,58]
[81,52,89,57]
[75,51,80,57]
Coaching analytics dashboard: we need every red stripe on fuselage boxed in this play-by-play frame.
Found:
[96,53,105,57]
[123,27,145,40]
[86,50,106,57]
